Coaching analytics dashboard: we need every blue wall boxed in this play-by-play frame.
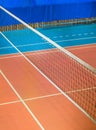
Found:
[0,0,96,26]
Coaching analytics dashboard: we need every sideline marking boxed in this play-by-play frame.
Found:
[0,70,45,130]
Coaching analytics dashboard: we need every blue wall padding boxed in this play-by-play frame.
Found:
[0,0,96,26]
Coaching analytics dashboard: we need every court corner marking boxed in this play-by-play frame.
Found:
[0,70,45,130]
[0,93,62,106]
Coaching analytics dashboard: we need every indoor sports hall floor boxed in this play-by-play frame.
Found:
[0,23,96,130]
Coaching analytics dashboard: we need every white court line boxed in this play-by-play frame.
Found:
[0,43,96,60]
[67,43,96,51]
[67,87,96,94]
[0,42,47,50]
[0,46,13,49]
[0,85,95,106]
[0,36,96,51]
[0,6,96,123]
[0,100,20,106]
[0,70,45,130]
[0,48,59,59]
[0,86,95,106]
[57,36,96,43]
[24,93,62,101]
[0,53,21,59]
[0,92,62,106]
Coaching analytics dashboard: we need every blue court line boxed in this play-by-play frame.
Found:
[0,23,96,55]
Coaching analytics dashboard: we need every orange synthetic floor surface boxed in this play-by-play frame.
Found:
[0,44,96,130]
[67,44,96,68]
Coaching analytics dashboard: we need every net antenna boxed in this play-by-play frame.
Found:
[0,6,96,124]
[0,6,96,74]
